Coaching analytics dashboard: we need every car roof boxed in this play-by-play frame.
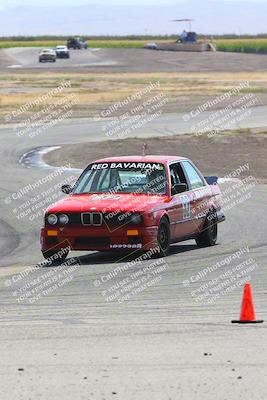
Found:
[91,155,187,165]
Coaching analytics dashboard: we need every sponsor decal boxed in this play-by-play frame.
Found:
[181,194,191,219]
[91,194,122,200]
[89,162,164,170]
[110,244,143,249]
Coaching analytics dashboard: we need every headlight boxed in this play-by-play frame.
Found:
[47,214,58,225]
[130,213,143,224]
[59,214,69,225]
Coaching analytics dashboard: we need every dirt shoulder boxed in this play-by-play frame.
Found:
[1,70,267,123]
[44,131,267,182]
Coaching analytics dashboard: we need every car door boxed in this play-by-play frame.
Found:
[167,162,194,240]
[180,160,210,235]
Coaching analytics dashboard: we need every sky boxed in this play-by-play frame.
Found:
[0,0,174,7]
[1,0,177,7]
[1,0,267,7]
[0,0,266,35]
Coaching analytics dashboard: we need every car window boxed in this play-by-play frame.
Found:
[169,162,188,193]
[73,163,167,195]
[170,166,180,186]
[181,161,205,190]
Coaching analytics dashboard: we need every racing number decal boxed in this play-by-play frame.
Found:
[181,194,191,219]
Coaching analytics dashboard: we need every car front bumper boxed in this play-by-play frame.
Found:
[41,225,158,253]
[56,53,69,58]
[40,57,55,61]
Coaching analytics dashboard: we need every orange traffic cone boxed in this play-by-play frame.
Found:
[232,283,263,324]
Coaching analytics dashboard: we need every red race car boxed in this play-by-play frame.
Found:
[41,155,225,260]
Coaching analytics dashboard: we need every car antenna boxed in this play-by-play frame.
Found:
[142,143,148,156]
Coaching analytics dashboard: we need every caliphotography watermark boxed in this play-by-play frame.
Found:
[93,247,169,304]
[182,81,259,138]
[95,81,168,139]
[191,163,259,222]
[3,165,77,224]
[219,163,260,213]
[182,245,258,305]
[4,81,79,139]
[4,247,81,305]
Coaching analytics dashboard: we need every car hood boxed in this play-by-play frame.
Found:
[47,193,170,214]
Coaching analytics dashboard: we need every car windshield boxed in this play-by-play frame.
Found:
[72,162,167,195]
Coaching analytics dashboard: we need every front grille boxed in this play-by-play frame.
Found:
[81,212,102,226]
[92,213,102,225]
[45,212,143,227]
[81,213,90,225]
[75,237,110,247]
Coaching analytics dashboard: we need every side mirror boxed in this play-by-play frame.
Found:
[61,184,72,194]
[172,183,187,195]
[204,176,218,185]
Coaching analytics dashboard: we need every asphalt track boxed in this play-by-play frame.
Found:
[0,104,266,399]
[3,46,267,72]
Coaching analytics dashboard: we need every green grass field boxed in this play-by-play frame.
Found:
[0,40,66,49]
[216,39,267,54]
[0,39,165,49]
[0,38,267,53]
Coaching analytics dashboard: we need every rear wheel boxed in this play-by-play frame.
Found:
[196,211,217,247]
[157,217,170,257]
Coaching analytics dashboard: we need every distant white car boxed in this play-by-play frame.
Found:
[39,49,56,63]
[144,43,158,50]
[55,45,70,59]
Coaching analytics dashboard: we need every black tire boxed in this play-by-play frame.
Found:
[196,211,218,247]
[42,249,69,263]
[157,217,170,257]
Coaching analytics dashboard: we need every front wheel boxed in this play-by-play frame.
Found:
[196,211,218,247]
[157,217,170,257]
